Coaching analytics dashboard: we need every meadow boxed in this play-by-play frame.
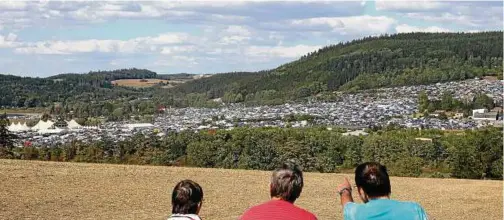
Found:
[111,79,170,88]
[0,160,501,220]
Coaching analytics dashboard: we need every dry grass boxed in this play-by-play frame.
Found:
[112,79,169,88]
[0,160,501,220]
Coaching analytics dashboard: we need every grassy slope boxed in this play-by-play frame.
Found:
[0,160,501,220]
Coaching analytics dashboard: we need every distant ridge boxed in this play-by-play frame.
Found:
[0,32,502,108]
[172,31,503,104]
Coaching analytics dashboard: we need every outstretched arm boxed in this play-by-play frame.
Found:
[337,177,354,206]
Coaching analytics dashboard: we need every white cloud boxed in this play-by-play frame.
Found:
[139,33,188,45]
[406,12,501,28]
[395,24,452,33]
[6,33,17,41]
[154,55,198,67]
[246,44,321,58]
[290,15,396,35]
[0,1,366,32]
[14,33,189,55]
[0,1,28,11]
[379,1,502,30]
[160,45,197,55]
[224,25,251,37]
[375,0,446,12]
[0,33,18,48]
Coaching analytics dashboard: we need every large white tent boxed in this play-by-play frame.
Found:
[66,119,82,129]
[18,122,30,131]
[31,120,54,131]
[7,123,17,132]
[7,122,30,132]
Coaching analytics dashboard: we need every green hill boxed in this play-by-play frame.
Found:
[0,68,155,108]
[1,32,502,112]
[169,32,502,105]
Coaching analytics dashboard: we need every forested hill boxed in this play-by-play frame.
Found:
[1,32,503,110]
[0,68,155,108]
[48,68,157,81]
[171,31,503,104]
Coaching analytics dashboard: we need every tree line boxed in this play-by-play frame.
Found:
[417,91,499,117]
[0,68,156,109]
[1,121,501,180]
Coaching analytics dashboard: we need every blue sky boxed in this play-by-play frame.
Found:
[0,1,502,77]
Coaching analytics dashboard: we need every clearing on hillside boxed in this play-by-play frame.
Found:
[0,160,501,220]
[111,79,170,88]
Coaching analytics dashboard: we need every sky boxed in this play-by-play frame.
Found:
[0,0,502,77]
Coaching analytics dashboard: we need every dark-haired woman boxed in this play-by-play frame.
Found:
[336,162,429,220]
[168,180,203,220]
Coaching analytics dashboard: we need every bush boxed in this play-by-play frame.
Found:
[389,157,424,177]
[21,146,39,160]
[490,158,503,179]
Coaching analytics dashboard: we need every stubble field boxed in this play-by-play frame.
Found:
[111,79,170,87]
[0,160,501,220]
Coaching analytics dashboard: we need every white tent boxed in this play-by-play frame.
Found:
[31,120,54,131]
[67,119,82,129]
[7,122,17,132]
[7,122,28,132]
[17,122,30,132]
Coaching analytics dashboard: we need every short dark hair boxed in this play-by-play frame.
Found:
[171,180,203,214]
[355,162,391,197]
[270,162,304,203]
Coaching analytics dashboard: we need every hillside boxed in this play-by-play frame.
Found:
[0,160,501,220]
[0,68,156,108]
[1,32,502,110]
[171,32,503,104]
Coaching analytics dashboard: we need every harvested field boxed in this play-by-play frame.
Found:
[0,160,501,220]
[112,79,169,88]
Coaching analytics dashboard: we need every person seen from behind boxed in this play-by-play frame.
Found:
[168,180,204,220]
[240,162,318,220]
[337,162,429,220]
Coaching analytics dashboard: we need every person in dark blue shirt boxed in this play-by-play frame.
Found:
[337,162,429,220]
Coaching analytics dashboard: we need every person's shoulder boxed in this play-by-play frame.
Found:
[239,201,272,219]
[343,202,360,220]
[397,201,428,219]
[294,206,317,219]
[400,201,425,210]
[241,200,317,220]
[343,202,362,212]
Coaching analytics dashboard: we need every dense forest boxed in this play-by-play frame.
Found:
[0,68,156,108]
[1,32,503,113]
[2,125,502,180]
[166,31,503,105]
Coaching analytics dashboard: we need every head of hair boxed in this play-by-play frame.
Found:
[171,180,203,214]
[270,162,304,203]
[354,162,391,197]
